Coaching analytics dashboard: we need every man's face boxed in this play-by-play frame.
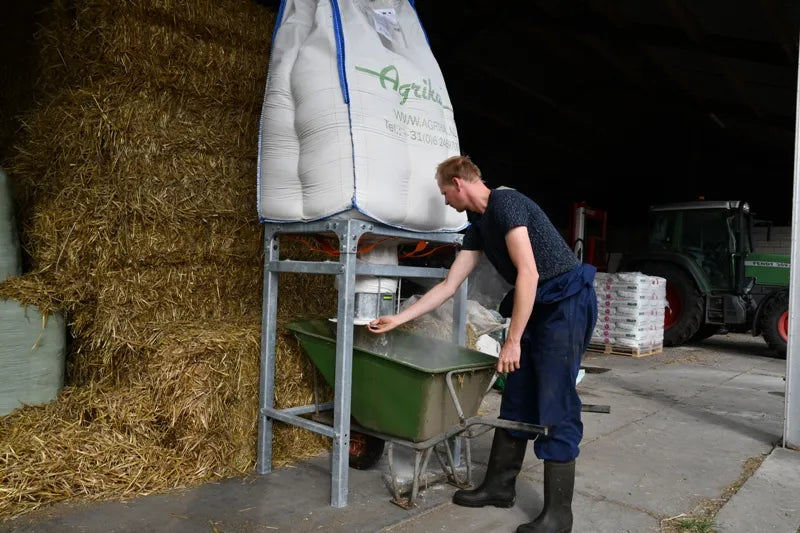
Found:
[438,179,465,212]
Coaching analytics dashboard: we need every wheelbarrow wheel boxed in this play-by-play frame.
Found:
[349,431,385,470]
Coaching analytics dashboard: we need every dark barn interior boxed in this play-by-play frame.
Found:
[414,0,799,234]
[2,0,799,235]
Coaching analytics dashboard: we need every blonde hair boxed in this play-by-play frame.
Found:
[435,155,482,185]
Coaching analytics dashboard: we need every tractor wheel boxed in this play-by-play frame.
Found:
[760,292,788,358]
[691,324,720,343]
[639,263,704,346]
[348,431,385,470]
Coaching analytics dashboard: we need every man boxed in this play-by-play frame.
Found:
[369,155,597,533]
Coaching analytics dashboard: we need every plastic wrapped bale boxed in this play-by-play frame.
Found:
[0,167,21,282]
[0,301,66,415]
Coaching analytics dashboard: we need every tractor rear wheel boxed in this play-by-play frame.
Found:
[760,292,788,358]
[640,263,704,346]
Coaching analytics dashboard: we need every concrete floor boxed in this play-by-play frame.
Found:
[2,333,798,533]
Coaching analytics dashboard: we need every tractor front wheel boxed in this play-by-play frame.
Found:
[760,292,788,358]
[640,263,704,346]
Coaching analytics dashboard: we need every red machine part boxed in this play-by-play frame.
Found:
[569,201,608,271]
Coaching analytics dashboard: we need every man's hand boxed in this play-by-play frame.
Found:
[497,339,522,374]
[368,315,401,334]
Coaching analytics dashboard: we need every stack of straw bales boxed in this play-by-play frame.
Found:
[0,0,337,519]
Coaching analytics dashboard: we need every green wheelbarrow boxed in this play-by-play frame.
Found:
[286,319,552,509]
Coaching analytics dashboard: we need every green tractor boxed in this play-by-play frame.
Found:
[620,201,789,357]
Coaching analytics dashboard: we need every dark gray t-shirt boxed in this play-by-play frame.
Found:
[461,188,579,284]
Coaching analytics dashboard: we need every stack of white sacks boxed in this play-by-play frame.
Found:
[592,272,666,349]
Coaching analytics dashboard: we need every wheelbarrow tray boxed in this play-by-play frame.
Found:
[287,319,496,442]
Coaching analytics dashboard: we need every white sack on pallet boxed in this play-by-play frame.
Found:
[591,272,666,347]
[257,0,466,232]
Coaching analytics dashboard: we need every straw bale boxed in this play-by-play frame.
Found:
[75,266,337,369]
[21,192,261,275]
[30,0,274,97]
[8,80,265,275]
[82,0,274,43]
[0,385,193,519]
[0,0,361,519]
[10,82,260,199]
[90,16,271,104]
[24,197,261,264]
[28,1,88,95]
[109,216,263,267]
[0,273,64,318]
[0,286,335,519]
[134,320,262,463]
[57,260,263,384]
[90,263,263,336]
[0,319,329,520]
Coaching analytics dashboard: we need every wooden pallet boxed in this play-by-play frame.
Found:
[586,342,663,358]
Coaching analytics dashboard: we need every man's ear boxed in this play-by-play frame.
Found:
[452,176,463,191]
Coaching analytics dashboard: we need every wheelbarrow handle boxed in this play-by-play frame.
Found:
[445,369,468,423]
[447,371,611,428]
[444,369,504,423]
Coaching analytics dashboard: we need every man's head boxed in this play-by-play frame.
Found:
[435,155,482,186]
[436,155,483,212]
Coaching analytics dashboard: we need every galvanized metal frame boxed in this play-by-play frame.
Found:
[257,218,467,507]
[784,34,800,449]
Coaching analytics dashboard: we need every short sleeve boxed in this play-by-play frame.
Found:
[461,224,482,250]
[493,192,529,234]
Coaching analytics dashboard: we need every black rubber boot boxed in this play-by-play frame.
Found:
[452,428,527,508]
[517,460,575,533]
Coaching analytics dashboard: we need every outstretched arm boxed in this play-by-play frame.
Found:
[497,226,539,373]
[368,249,482,333]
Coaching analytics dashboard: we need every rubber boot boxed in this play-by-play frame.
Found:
[517,460,575,533]
[452,428,527,508]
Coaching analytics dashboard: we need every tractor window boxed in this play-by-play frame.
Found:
[680,209,734,290]
[648,211,677,250]
[726,216,738,252]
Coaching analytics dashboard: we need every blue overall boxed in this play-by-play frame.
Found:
[499,263,598,462]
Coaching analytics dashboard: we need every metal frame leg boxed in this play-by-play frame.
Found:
[331,220,358,507]
[257,230,280,474]
[451,280,468,466]
[452,279,468,346]
[387,443,403,506]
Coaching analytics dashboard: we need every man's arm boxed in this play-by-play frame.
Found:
[368,249,482,333]
[497,226,539,373]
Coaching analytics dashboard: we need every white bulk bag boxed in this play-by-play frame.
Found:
[257,0,467,232]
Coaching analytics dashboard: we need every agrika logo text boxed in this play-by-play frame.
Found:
[355,64,450,109]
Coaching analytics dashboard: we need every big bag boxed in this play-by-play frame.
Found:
[257,0,467,232]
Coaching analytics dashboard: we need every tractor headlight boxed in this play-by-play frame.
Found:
[741,202,750,214]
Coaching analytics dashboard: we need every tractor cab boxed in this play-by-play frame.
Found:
[646,201,752,294]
